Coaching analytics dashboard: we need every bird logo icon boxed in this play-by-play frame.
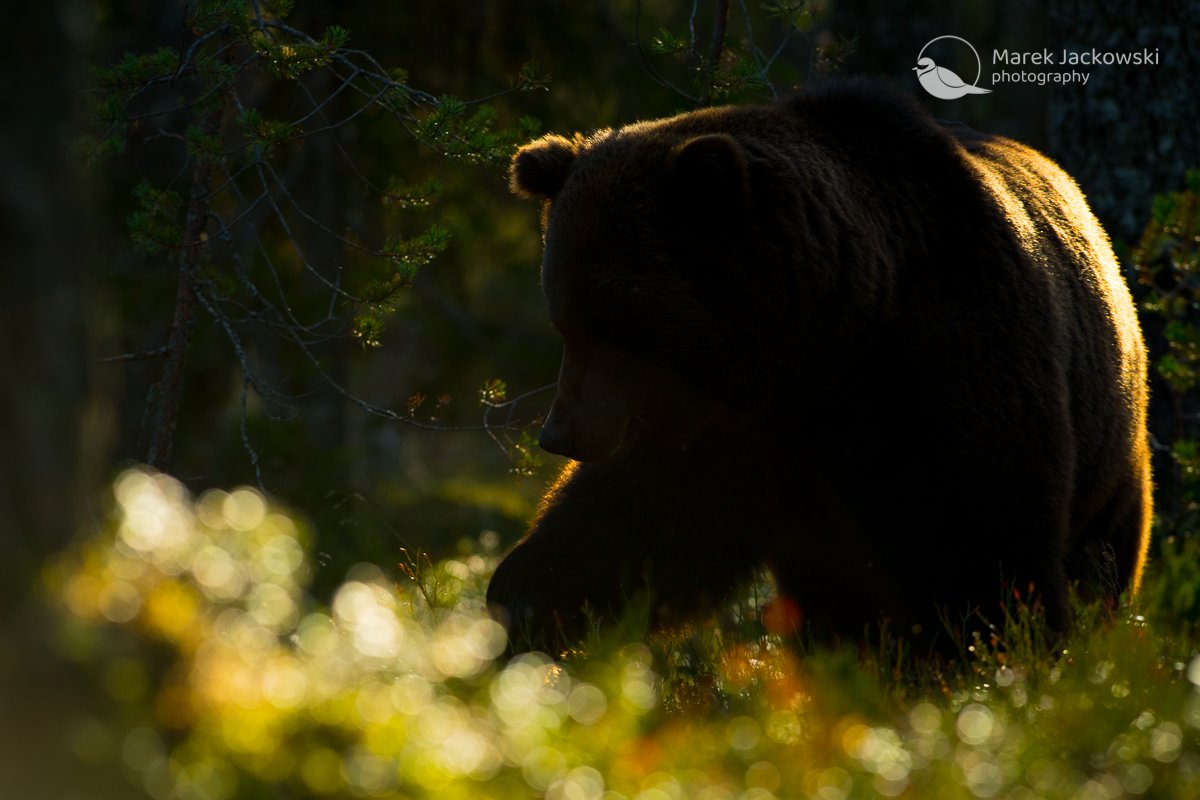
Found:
[914,36,992,100]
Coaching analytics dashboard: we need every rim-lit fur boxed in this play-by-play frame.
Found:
[489,79,1152,653]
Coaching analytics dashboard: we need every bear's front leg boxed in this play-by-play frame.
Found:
[486,460,655,651]
[487,440,779,651]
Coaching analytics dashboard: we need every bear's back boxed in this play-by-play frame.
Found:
[795,82,1152,595]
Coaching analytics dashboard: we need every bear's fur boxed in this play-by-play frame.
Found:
[487,80,1153,652]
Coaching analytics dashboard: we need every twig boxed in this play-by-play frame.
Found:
[632,0,700,105]
[97,345,170,364]
[481,382,556,464]
[698,0,732,107]
[688,0,700,54]
[737,0,778,98]
[105,6,564,483]
[239,375,265,490]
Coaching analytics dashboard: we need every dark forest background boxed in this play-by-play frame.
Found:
[2,1,1198,796]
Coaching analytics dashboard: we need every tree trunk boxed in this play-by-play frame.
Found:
[1047,0,1200,244]
[0,1,88,606]
[0,4,142,798]
[146,93,224,470]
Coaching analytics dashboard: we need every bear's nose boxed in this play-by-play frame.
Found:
[538,414,576,458]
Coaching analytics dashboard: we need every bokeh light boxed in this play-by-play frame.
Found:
[43,468,1200,800]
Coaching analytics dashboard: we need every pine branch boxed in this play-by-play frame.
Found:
[698,0,732,107]
[633,0,700,105]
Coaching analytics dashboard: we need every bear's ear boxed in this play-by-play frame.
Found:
[510,135,578,200]
[668,134,750,206]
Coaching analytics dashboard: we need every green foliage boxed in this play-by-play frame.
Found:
[414,100,540,167]
[87,0,551,494]
[1135,170,1200,536]
[1141,534,1200,631]
[251,25,347,79]
[45,469,1200,799]
[507,431,544,478]
[192,0,246,33]
[126,183,183,255]
[352,225,454,347]
[511,60,552,93]
[650,28,691,57]
[184,123,224,166]
[90,0,541,341]
[709,56,773,101]
[398,546,464,612]
[350,314,386,350]
[259,0,295,18]
[761,0,827,32]
[381,224,452,276]
[235,108,296,153]
[475,378,546,478]
[637,0,834,106]
[478,377,508,405]
[382,177,443,210]
[812,32,857,73]
[91,47,179,95]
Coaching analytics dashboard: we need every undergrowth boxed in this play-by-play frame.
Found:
[41,467,1200,799]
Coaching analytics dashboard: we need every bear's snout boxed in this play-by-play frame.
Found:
[538,406,577,458]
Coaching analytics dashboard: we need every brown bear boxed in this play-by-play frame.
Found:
[486,79,1153,653]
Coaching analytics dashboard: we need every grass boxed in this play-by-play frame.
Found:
[38,467,1200,799]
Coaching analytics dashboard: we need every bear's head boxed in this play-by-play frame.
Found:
[511,126,755,462]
